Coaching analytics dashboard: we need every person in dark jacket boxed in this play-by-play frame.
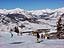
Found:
[36,32,40,42]
[41,34,43,39]
[10,29,13,38]
[14,27,19,35]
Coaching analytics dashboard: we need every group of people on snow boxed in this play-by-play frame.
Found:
[10,26,49,43]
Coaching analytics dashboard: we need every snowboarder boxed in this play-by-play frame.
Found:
[36,32,40,42]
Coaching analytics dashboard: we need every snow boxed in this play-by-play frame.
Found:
[29,8,53,15]
[0,7,64,48]
[0,32,64,48]
[20,21,51,32]
[54,7,64,13]
[0,7,64,39]
[0,7,64,15]
[37,19,50,24]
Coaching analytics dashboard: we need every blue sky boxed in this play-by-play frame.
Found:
[0,0,64,10]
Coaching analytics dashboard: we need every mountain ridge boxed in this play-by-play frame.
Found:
[0,7,64,32]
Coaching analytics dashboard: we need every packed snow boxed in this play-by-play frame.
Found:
[0,32,64,48]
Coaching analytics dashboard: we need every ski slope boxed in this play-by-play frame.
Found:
[0,32,64,48]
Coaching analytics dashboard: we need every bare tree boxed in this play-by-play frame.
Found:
[57,14,64,39]
[57,16,62,39]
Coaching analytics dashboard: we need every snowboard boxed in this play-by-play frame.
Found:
[36,40,43,43]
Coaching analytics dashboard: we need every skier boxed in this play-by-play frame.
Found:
[14,27,19,35]
[10,29,13,38]
[41,34,44,39]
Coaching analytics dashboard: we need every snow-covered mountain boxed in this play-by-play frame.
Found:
[0,7,64,32]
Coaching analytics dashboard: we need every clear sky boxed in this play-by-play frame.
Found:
[0,0,64,10]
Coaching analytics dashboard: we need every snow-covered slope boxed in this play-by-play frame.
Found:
[0,7,64,18]
[0,32,64,48]
[0,7,64,32]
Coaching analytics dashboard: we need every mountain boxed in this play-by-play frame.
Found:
[0,7,64,32]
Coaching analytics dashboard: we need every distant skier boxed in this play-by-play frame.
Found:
[36,32,40,42]
[14,26,19,35]
[41,34,44,39]
[10,29,13,38]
